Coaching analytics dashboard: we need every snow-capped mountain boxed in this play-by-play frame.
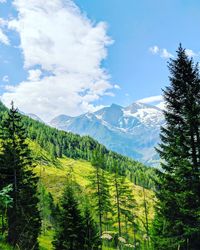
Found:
[50,102,165,166]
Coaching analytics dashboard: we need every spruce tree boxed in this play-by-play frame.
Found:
[83,204,100,250]
[0,102,41,249]
[153,45,200,249]
[53,182,85,250]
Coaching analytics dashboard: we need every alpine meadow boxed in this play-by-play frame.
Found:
[0,1,200,250]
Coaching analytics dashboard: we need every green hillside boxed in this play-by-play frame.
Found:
[30,141,155,249]
[0,101,156,189]
[0,102,155,249]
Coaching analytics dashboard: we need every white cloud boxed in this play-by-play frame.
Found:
[2,75,9,82]
[0,18,8,26]
[150,46,200,59]
[0,18,9,45]
[137,95,163,104]
[0,29,9,45]
[114,84,121,89]
[2,0,114,121]
[149,45,159,54]
[28,69,42,81]
[149,45,173,59]
[0,0,6,3]
[185,49,199,57]
[160,48,173,59]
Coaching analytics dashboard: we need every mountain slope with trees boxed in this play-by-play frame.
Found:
[50,102,165,166]
[0,101,156,249]
[0,101,156,189]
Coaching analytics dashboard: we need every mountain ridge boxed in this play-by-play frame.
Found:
[50,102,165,166]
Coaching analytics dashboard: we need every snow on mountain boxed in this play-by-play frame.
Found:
[49,102,165,167]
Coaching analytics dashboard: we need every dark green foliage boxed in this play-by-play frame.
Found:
[83,204,100,250]
[112,170,136,238]
[53,183,86,250]
[88,149,113,238]
[0,103,41,249]
[0,101,155,190]
[153,45,200,249]
[38,184,56,234]
[48,192,60,229]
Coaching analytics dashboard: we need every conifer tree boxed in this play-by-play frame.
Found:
[48,192,60,229]
[53,181,85,250]
[153,45,200,249]
[83,204,100,250]
[0,102,41,249]
[112,171,136,240]
[88,148,112,246]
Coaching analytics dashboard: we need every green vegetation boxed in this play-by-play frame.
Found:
[0,102,41,249]
[35,156,154,249]
[1,44,200,249]
[0,102,155,249]
[152,44,200,249]
[0,101,156,190]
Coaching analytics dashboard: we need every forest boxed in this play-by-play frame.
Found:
[0,45,200,250]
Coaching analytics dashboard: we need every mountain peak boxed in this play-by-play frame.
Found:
[49,101,165,166]
[110,103,123,109]
[27,113,44,123]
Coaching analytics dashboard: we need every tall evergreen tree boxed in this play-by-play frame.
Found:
[83,203,100,250]
[53,181,86,250]
[88,148,113,245]
[0,103,41,249]
[153,45,200,249]
[112,170,136,240]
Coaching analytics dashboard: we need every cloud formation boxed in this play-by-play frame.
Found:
[0,18,9,45]
[2,75,9,82]
[185,49,200,57]
[28,69,42,81]
[1,0,115,121]
[137,95,163,104]
[149,45,173,59]
[137,95,165,110]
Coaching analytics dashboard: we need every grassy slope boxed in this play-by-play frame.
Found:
[35,157,155,219]
[0,141,155,250]
[31,140,155,250]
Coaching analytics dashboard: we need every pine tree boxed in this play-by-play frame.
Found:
[0,102,41,249]
[153,44,200,249]
[88,148,113,247]
[38,184,53,234]
[83,204,100,250]
[48,192,60,229]
[112,170,136,244]
[53,182,86,250]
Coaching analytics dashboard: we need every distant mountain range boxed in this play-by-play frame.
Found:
[48,102,165,166]
[27,113,44,123]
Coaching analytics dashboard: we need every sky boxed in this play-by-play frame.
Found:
[0,0,200,121]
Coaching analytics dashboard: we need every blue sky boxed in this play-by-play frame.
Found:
[75,0,200,104]
[0,0,200,120]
